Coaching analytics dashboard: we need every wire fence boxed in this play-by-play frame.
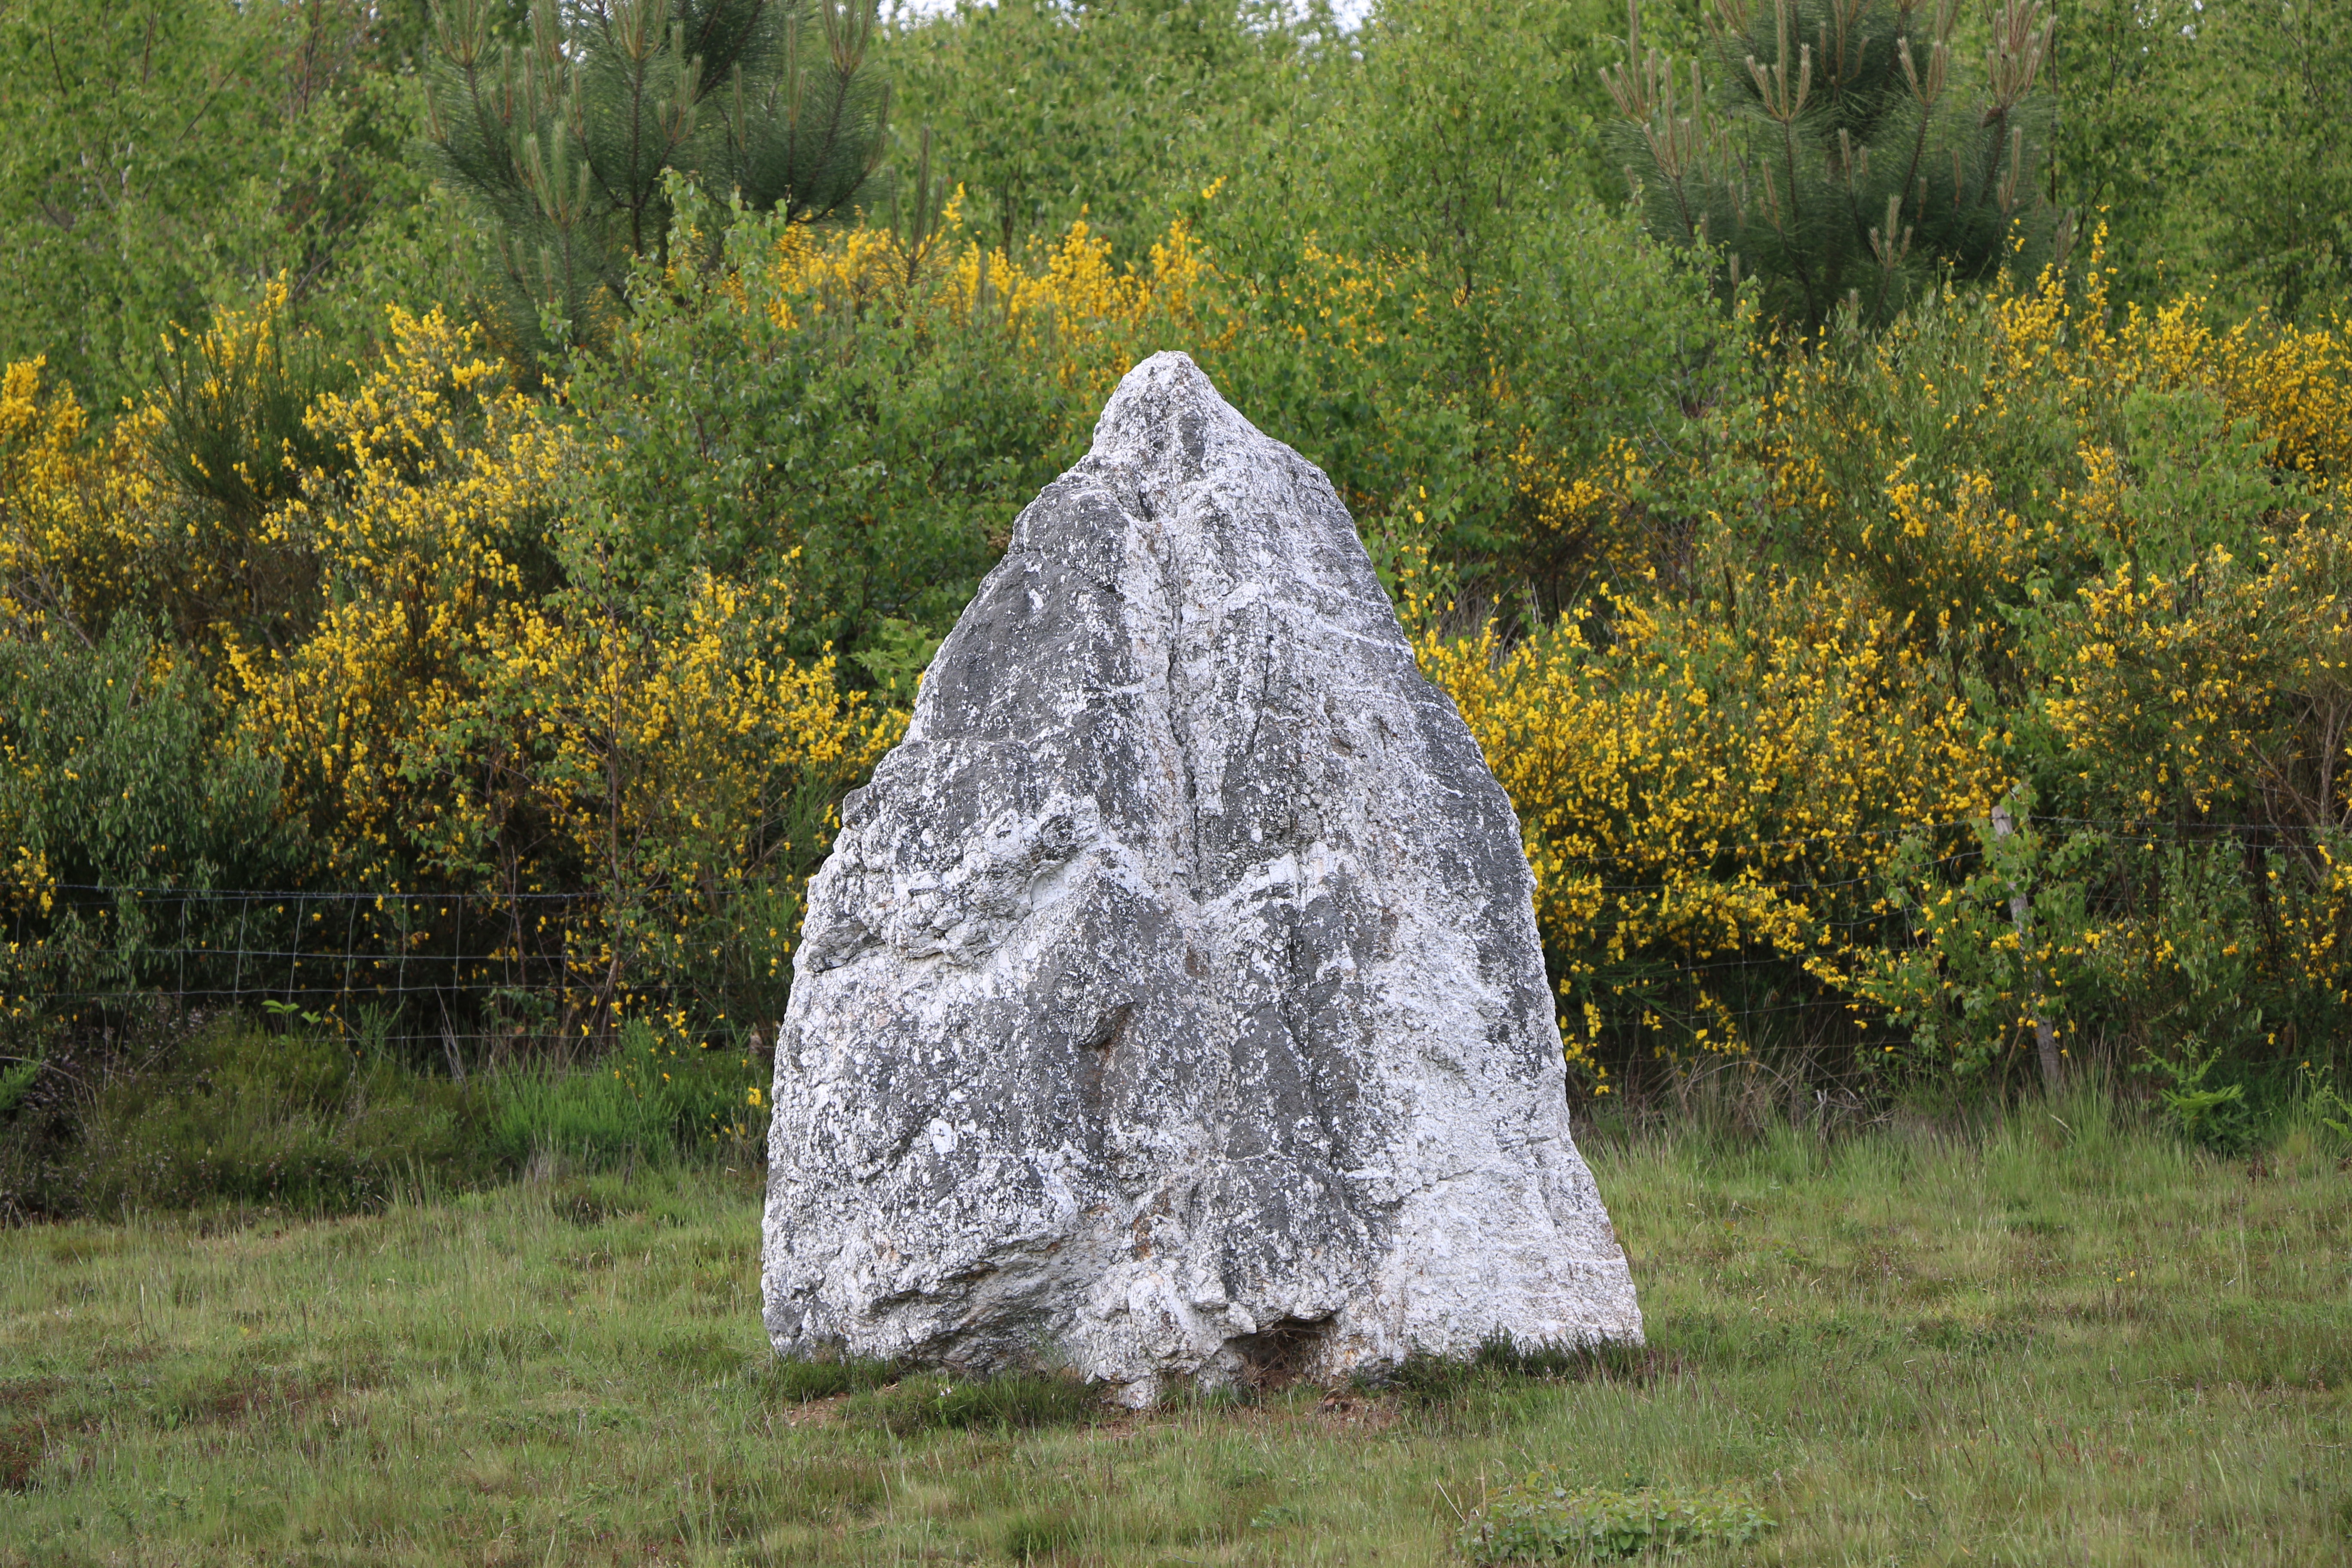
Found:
[1,882,778,1065]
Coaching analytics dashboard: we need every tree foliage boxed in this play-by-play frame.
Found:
[0,0,433,412]
[883,0,1344,258]
[1331,0,1620,294]
[2,0,2350,1116]
[2056,0,2352,320]
[423,0,890,355]
[1607,0,2060,333]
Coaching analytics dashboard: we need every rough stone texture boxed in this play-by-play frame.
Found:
[763,352,1641,1403]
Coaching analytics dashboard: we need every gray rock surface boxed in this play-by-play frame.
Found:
[762,352,1641,1403]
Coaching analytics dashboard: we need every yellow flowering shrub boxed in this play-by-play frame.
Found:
[222,307,569,879]
[2021,525,2352,1003]
[1421,569,1998,1083]
[217,306,893,1044]
[766,206,1219,417]
[730,192,1736,614]
[1,299,892,1055]
[3,279,352,650]
[1415,248,2352,1096]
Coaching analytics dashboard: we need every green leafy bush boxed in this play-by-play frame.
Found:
[560,201,1054,667]
[0,618,301,1018]
[2295,1062,2352,1152]
[1462,1475,1777,1563]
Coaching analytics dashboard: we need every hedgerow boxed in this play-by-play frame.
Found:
[2,190,2346,1147]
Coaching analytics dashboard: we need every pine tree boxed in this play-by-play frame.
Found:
[1605,0,2061,334]
[424,0,890,356]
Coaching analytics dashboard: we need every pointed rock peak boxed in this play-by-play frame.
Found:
[1091,350,1252,456]
[1076,351,1278,524]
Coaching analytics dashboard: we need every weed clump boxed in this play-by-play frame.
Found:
[843,1371,1102,1435]
[1001,1506,1086,1560]
[1461,1474,1776,1562]
[62,1020,501,1216]
[487,1023,765,1170]
[5,1011,771,1219]
[1382,1333,1659,1409]
[0,1420,38,1492]
[750,1355,901,1404]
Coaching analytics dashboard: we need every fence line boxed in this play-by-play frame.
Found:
[7,809,2343,1063]
[4,883,682,1057]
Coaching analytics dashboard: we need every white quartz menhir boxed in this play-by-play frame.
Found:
[762,352,1641,1404]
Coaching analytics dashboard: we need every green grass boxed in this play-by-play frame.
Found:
[2,1094,2347,1565]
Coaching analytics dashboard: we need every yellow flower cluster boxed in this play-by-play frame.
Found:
[2056,286,2352,492]
[1509,434,1662,584]
[0,358,154,636]
[763,202,1217,420]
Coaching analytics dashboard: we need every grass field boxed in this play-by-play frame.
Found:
[3,1094,2347,1565]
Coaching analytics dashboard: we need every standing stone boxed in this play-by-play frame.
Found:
[763,352,1641,1403]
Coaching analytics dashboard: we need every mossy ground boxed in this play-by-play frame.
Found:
[3,1094,2346,1565]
